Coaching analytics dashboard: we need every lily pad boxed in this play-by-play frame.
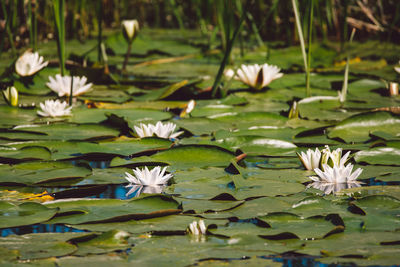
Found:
[328,111,400,143]
[45,195,181,224]
[354,147,400,166]
[0,201,59,228]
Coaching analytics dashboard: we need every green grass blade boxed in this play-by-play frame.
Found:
[340,28,356,104]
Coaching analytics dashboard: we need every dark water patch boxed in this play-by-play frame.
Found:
[88,184,131,200]
[0,224,88,237]
[70,159,111,169]
[361,177,400,186]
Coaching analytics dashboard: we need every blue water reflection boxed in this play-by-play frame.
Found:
[1,224,88,237]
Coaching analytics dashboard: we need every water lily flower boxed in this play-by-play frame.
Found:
[321,145,350,168]
[122,19,139,43]
[180,99,196,117]
[134,121,183,139]
[125,184,164,197]
[15,50,48,77]
[395,61,400,74]
[37,99,72,117]
[310,163,363,184]
[308,181,362,195]
[125,166,173,187]
[46,74,92,97]
[188,220,206,236]
[297,148,321,170]
[2,86,18,106]
[234,63,283,90]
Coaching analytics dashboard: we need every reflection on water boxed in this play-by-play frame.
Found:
[307,182,362,195]
[125,184,165,197]
[0,224,88,237]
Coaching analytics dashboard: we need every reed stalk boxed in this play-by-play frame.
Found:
[291,0,307,78]
[340,28,356,104]
[97,0,103,63]
[53,0,66,76]
[1,0,17,56]
[211,11,245,98]
[306,0,314,97]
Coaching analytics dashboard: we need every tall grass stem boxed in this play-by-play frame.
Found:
[211,12,245,98]
[53,0,66,76]
[291,0,307,76]
[306,0,314,97]
[340,28,356,104]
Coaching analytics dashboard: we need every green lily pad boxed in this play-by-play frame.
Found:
[354,147,400,166]
[69,108,172,124]
[0,201,59,228]
[0,105,37,127]
[71,230,131,256]
[151,145,235,170]
[0,124,119,141]
[77,137,172,157]
[0,233,79,260]
[0,161,92,186]
[0,146,51,162]
[45,195,181,225]
[328,111,400,143]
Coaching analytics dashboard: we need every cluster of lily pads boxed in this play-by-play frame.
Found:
[1,15,400,266]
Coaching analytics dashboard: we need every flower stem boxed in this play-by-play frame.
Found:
[122,41,132,72]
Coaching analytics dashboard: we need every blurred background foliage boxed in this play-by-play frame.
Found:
[1,0,399,54]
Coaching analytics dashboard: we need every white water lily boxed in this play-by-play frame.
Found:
[321,145,350,168]
[297,148,321,170]
[122,19,139,42]
[134,121,183,139]
[15,50,48,77]
[125,184,164,197]
[2,86,18,107]
[37,99,72,117]
[395,61,400,74]
[310,163,363,184]
[188,220,206,236]
[125,166,173,187]
[308,181,362,195]
[46,74,92,97]
[234,63,283,90]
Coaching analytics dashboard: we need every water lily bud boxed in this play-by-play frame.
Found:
[288,101,299,119]
[122,20,139,43]
[2,86,18,107]
[321,145,342,169]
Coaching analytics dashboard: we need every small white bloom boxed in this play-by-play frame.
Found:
[125,166,173,187]
[308,181,362,195]
[188,220,206,236]
[224,68,236,79]
[134,121,183,139]
[15,51,48,77]
[234,63,283,90]
[310,164,363,184]
[395,61,400,74]
[46,74,92,97]
[2,86,18,107]
[37,99,72,117]
[297,148,321,170]
[122,19,139,42]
